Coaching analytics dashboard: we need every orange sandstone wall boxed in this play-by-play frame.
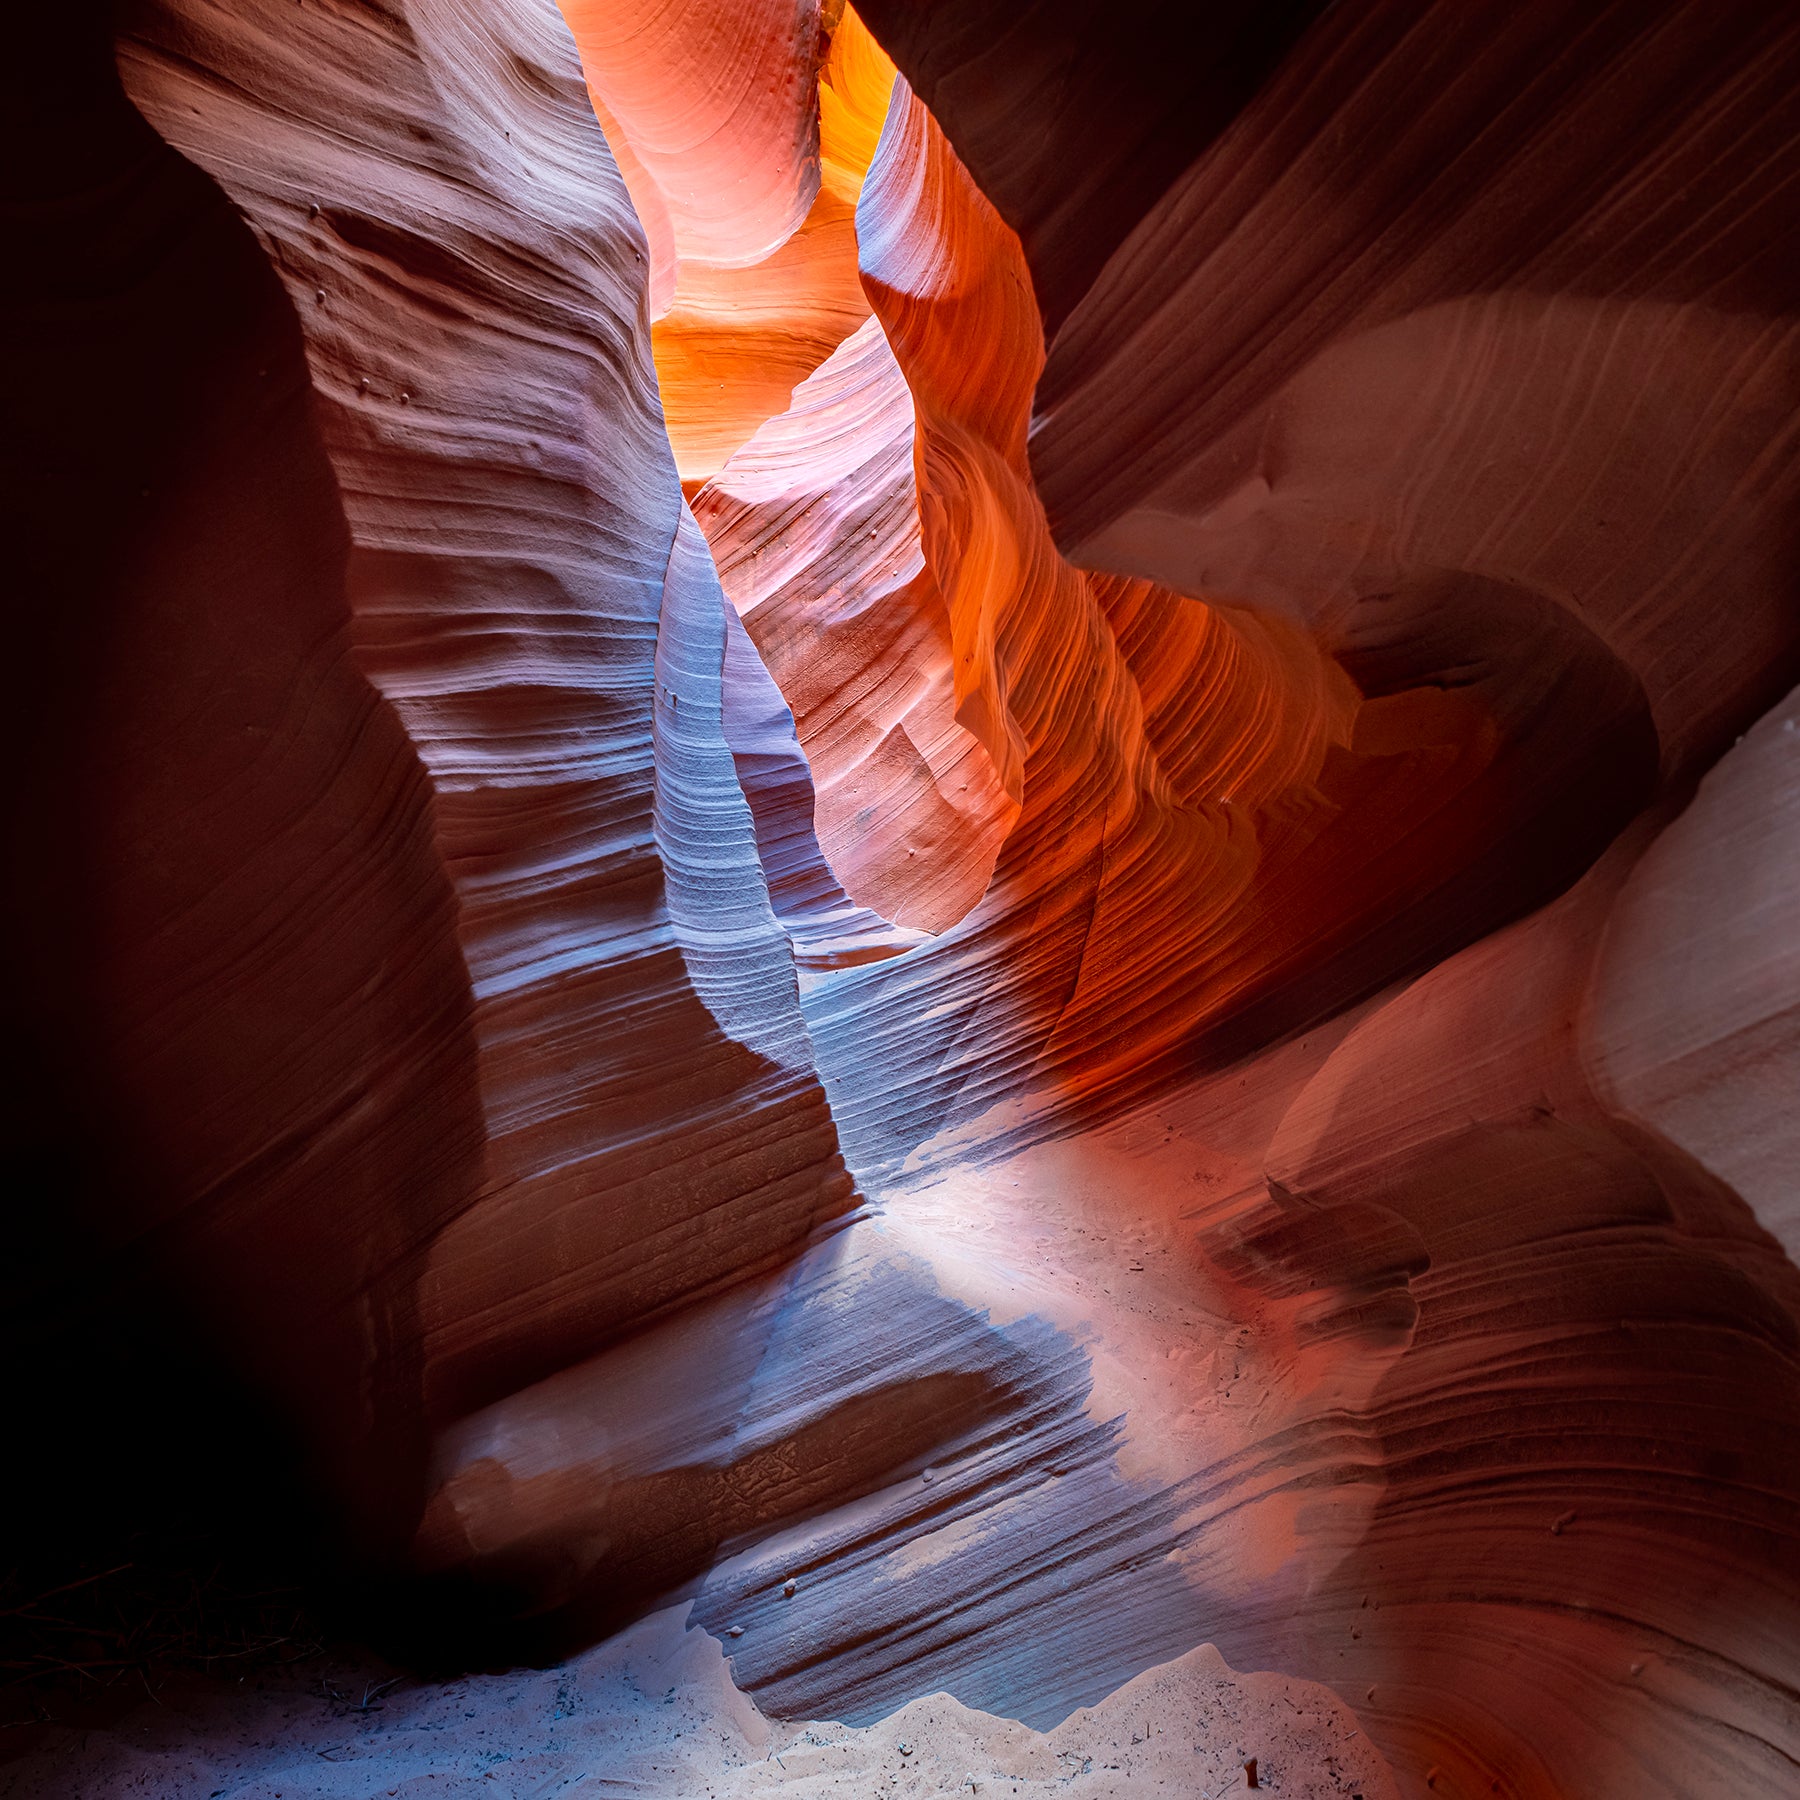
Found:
[799,6,1800,1793]
[569,4,1800,1791]
[21,0,858,1553]
[770,66,1654,1175]
[1022,2,1800,779]
[9,4,1800,1796]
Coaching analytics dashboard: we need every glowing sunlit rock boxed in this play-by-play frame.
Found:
[13,7,1800,1798]
[565,4,899,484]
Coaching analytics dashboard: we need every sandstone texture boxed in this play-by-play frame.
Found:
[6,5,1799,1799]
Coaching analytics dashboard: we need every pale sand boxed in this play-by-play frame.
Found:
[2,1607,1397,1799]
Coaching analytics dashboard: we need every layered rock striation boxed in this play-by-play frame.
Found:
[7,5,1800,1799]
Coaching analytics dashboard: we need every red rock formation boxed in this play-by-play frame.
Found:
[5,0,860,1569]
[562,1,895,486]
[697,317,1020,934]
[719,597,934,972]
[1589,686,1800,1261]
[854,0,1332,334]
[1023,3,1800,777]
[771,62,1653,1169]
[782,5,1800,1793]
[10,5,1800,1799]
[590,10,1023,936]
[1178,848,1800,1796]
[5,9,482,1554]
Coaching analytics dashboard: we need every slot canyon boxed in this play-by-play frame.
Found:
[4,2,1799,1794]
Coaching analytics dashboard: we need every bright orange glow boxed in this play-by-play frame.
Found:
[562,2,899,485]
[567,3,1584,1109]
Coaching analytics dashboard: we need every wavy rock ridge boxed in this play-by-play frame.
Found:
[6,4,1799,1799]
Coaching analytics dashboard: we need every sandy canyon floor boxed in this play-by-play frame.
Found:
[0,1604,1396,1799]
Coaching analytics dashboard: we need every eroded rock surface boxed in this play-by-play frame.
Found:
[112,0,855,1455]
[7,5,1800,1800]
